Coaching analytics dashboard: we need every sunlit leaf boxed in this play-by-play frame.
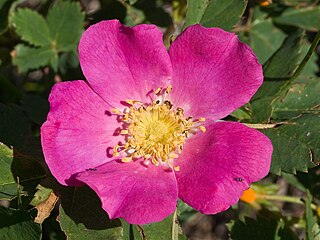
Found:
[184,0,247,30]
[47,1,85,51]
[261,114,320,175]
[11,8,51,47]
[12,44,57,72]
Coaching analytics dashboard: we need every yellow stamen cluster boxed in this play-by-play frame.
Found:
[112,85,206,168]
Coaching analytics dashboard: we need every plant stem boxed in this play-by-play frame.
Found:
[290,30,320,82]
[258,194,317,210]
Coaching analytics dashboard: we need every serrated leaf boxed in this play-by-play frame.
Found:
[0,143,19,200]
[12,44,57,72]
[261,115,319,175]
[11,8,51,47]
[305,191,320,240]
[274,6,320,32]
[184,0,247,30]
[47,1,84,52]
[58,186,122,240]
[250,19,286,64]
[0,206,42,240]
[263,29,305,79]
[273,77,320,119]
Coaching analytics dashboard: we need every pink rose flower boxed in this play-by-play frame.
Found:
[41,20,272,224]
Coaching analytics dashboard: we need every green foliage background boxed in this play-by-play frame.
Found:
[0,0,319,239]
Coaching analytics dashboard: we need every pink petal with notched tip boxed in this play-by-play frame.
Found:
[169,24,263,121]
[79,19,173,108]
[175,122,272,214]
[76,159,178,225]
[41,80,121,185]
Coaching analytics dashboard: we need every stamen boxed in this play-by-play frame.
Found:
[121,157,132,163]
[174,166,180,171]
[166,84,172,94]
[111,108,121,115]
[155,87,162,95]
[120,129,129,135]
[111,85,206,168]
[199,126,206,132]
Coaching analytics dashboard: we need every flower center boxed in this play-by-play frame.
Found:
[111,85,206,170]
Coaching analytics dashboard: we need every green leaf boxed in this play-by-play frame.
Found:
[250,30,305,117]
[273,77,320,119]
[30,185,53,207]
[59,186,123,240]
[263,29,305,79]
[274,6,320,32]
[0,206,42,240]
[47,1,84,52]
[184,0,248,30]
[249,97,273,123]
[21,94,49,125]
[12,44,57,72]
[0,143,19,200]
[250,19,286,64]
[139,211,181,240]
[230,107,251,121]
[261,115,319,175]
[122,210,186,240]
[305,191,320,240]
[11,8,51,47]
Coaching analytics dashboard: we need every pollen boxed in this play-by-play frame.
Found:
[112,85,206,168]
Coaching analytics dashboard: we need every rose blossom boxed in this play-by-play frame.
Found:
[41,20,273,224]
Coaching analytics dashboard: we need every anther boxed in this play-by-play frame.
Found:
[199,126,206,132]
[198,118,206,122]
[121,157,132,163]
[111,108,121,115]
[155,87,162,95]
[174,166,180,171]
[151,158,159,166]
[168,153,179,159]
[166,85,172,94]
[120,129,129,135]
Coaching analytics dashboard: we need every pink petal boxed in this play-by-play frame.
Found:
[41,80,122,185]
[79,20,172,107]
[169,24,263,120]
[76,159,178,224]
[175,122,272,214]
